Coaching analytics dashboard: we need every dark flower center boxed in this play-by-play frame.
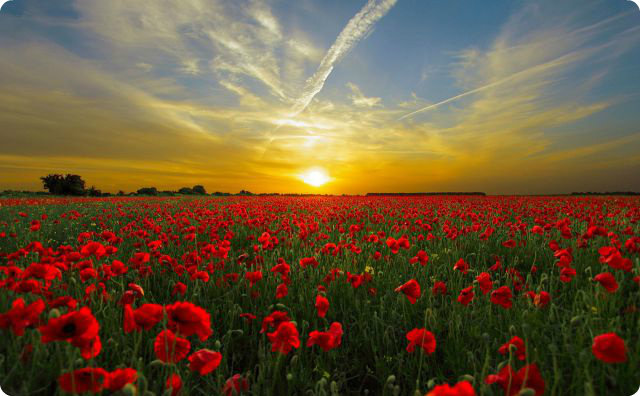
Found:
[62,323,76,335]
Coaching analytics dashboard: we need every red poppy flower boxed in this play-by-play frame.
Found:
[593,272,618,293]
[485,363,545,396]
[188,349,223,375]
[0,298,45,336]
[39,307,101,358]
[22,263,62,282]
[346,272,364,289]
[592,333,627,363]
[260,311,290,333]
[532,291,550,308]
[58,367,108,394]
[267,321,300,354]
[491,286,513,309]
[80,242,106,259]
[124,303,164,333]
[395,279,421,304]
[172,282,187,296]
[498,336,526,360]
[275,283,288,299]
[559,267,576,283]
[432,281,447,296]
[406,328,436,354]
[427,380,475,396]
[222,374,249,396]
[271,258,291,277]
[245,270,263,287]
[386,237,400,254]
[166,373,182,396]
[105,368,137,392]
[458,286,474,306]
[476,272,493,295]
[409,250,429,266]
[502,239,516,248]
[453,259,469,275]
[315,295,329,318]
[154,330,191,363]
[165,301,212,341]
[307,322,343,352]
[299,257,319,268]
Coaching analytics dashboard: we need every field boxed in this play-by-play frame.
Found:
[0,195,638,396]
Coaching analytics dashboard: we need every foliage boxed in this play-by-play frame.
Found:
[40,174,86,196]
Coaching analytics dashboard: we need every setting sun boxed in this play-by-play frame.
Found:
[300,168,330,187]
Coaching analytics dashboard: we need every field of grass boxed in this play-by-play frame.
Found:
[0,195,638,395]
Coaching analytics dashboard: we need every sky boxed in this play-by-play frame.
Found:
[1,0,640,195]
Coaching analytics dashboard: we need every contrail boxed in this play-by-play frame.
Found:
[398,78,510,121]
[288,0,397,118]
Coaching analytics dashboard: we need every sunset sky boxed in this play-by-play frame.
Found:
[1,0,640,194]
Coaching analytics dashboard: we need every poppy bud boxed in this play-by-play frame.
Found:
[570,316,582,326]
[330,381,339,394]
[385,375,396,384]
[231,329,244,337]
[392,385,400,396]
[427,378,436,389]
[48,308,61,319]
[275,303,288,310]
[459,374,474,382]
[149,359,165,367]
[214,340,222,350]
[286,373,293,381]
[518,388,536,396]
[509,325,517,335]
[122,383,138,396]
[290,355,298,365]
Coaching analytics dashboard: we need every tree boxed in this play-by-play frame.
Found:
[87,186,102,197]
[137,187,158,196]
[178,187,193,195]
[192,185,206,195]
[40,174,86,196]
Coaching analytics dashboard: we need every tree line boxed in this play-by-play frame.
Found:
[39,174,211,197]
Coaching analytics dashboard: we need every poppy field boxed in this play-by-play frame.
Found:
[0,195,638,396]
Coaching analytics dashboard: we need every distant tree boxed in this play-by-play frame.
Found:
[87,186,102,197]
[40,174,86,196]
[117,190,125,196]
[178,187,193,195]
[238,190,253,196]
[192,185,206,195]
[137,187,158,196]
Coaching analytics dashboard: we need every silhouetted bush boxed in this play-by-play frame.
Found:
[178,187,193,195]
[137,187,158,196]
[192,185,206,195]
[40,174,86,196]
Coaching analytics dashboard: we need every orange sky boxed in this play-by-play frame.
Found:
[1,0,640,194]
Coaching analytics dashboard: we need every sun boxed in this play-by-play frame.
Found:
[300,168,330,187]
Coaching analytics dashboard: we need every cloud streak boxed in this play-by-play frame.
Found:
[288,0,397,117]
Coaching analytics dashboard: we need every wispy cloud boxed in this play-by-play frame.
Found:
[288,0,397,117]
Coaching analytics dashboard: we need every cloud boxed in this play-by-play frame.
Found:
[288,0,397,117]
[347,82,382,108]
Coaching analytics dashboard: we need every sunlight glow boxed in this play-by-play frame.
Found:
[300,168,330,187]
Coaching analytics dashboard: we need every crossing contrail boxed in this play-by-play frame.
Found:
[288,0,398,118]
